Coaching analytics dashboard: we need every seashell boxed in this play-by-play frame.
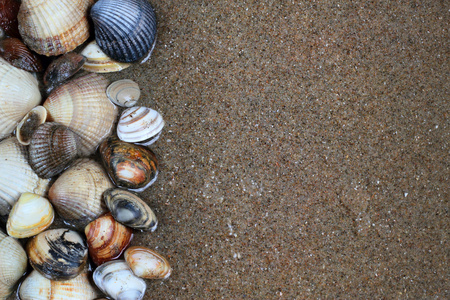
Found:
[81,40,131,73]
[0,137,50,222]
[6,192,54,238]
[28,122,81,179]
[91,0,157,63]
[19,269,102,300]
[124,246,171,279]
[0,57,41,139]
[18,0,92,56]
[43,73,118,156]
[93,260,146,300]
[43,52,86,92]
[104,188,158,231]
[117,106,164,146]
[0,0,21,38]
[48,158,112,230]
[27,229,88,281]
[0,37,43,72]
[16,105,47,146]
[106,79,140,107]
[0,229,28,299]
[99,136,159,192]
[85,213,133,266]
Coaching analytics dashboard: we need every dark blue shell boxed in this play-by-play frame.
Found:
[90,0,157,63]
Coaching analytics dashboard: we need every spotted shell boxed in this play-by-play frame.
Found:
[106,79,140,107]
[80,40,131,73]
[16,105,47,146]
[125,246,172,279]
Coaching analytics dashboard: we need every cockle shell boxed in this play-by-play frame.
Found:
[0,57,41,139]
[0,0,21,38]
[85,213,133,266]
[117,106,164,146]
[16,105,47,146]
[48,158,112,230]
[106,79,140,107]
[91,0,157,63]
[81,40,131,73]
[93,260,146,300]
[27,229,88,281]
[43,73,118,156]
[6,192,54,238]
[43,52,86,93]
[0,37,43,72]
[0,137,50,222]
[125,246,172,279]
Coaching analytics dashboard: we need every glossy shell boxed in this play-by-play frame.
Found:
[91,0,157,63]
[26,229,88,281]
[104,188,158,231]
[81,40,131,73]
[117,106,164,146]
[85,213,133,266]
[43,52,86,92]
[125,246,171,279]
[0,37,43,72]
[16,105,47,146]
[0,0,21,38]
[99,137,159,192]
[6,192,54,238]
[93,260,146,300]
[106,79,140,107]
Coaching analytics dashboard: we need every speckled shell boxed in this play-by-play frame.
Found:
[81,40,131,73]
[28,122,81,179]
[19,270,102,300]
[104,188,158,231]
[93,260,146,300]
[0,57,41,140]
[0,0,21,38]
[16,105,47,146]
[91,0,157,63]
[106,79,140,107]
[85,213,133,266]
[0,37,43,72]
[48,158,112,230]
[125,246,171,279]
[99,136,159,192]
[43,73,118,156]
[43,52,86,93]
[0,137,50,222]
[6,192,54,238]
[26,229,88,281]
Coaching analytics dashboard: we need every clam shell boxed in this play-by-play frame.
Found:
[48,158,112,230]
[85,213,133,266]
[6,192,54,238]
[125,246,171,279]
[0,137,50,222]
[91,0,157,63]
[16,105,47,146]
[81,40,131,73]
[27,229,88,281]
[93,260,146,300]
[0,0,21,38]
[117,106,164,146]
[43,52,86,92]
[104,188,158,231]
[43,73,118,156]
[0,57,41,139]
[0,37,43,72]
[19,270,102,300]
[106,79,140,107]
[99,136,159,192]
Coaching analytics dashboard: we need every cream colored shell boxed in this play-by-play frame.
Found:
[125,246,172,279]
[81,40,131,73]
[106,79,140,107]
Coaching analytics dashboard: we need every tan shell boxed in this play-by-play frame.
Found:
[81,40,131,73]
[16,105,48,146]
[43,73,118,156]
[125,246,172,279]
[0,57,41,139]
[106,79,140,107]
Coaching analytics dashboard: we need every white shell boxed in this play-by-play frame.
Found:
[106,79,140,107]
[81,40,131,73]
[117,106,164,146]
[16,105,48,146]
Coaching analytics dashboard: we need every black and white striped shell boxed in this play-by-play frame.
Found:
[90,0,157,63]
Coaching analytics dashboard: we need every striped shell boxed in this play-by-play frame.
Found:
[106,79,140,107]
[0,37,43,72]
[81,40,131,73]
[16,105,47,146]
[125,246,172,279]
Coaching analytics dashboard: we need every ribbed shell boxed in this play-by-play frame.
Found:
[43,73,118,156]
[125,246,172,279]
[0,57,41,139]
[106,79,140,107]
[0,137,50,222]
[16,105,47,146]
[91,0,157,63]
[0,37,43,72]
[81,40,131,73]
[48,158,112,230]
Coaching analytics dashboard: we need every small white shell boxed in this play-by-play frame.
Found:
[81,40,131,73]
[16,105,47,146]
[106,79,140,107]
[117,106,164,146]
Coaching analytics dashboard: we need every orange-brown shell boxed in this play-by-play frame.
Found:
[125,246,172,279]
[0,37,43,72]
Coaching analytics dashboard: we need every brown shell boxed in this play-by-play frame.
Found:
[0,37,43,72]
[43,52,86,91]
[0,0,21,38]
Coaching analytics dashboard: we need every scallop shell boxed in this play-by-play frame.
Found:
[0,0,21,38]
[125,246,172,279]
[27,229,88,281]
[17,0,92,56]
[0,57,41,139]
[106,79,140,107]
[6,192,54,238]
[48,158,112,230]
[104,188,158,231]
[43,73,118,156]
[117,106,164,146]
[93,260,146,300]
[16,105,47,146]
[43,52,86,93]
[85,213,133,266]
[0,137,50,222]
[0,37,43,72]
[91,0,157,63]
[81,40,131,73]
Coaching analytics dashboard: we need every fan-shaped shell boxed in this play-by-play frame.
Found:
[0,57,41,139]
[0,37,43,72]
[16,105,47,146]
[125,246,172,279]
[106,79,140,107]
[43,73,118,156]
[48,158,112,230]
[81,40,131,73]
[91,0,157,63]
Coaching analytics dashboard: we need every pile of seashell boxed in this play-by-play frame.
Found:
[0,0,172,299]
